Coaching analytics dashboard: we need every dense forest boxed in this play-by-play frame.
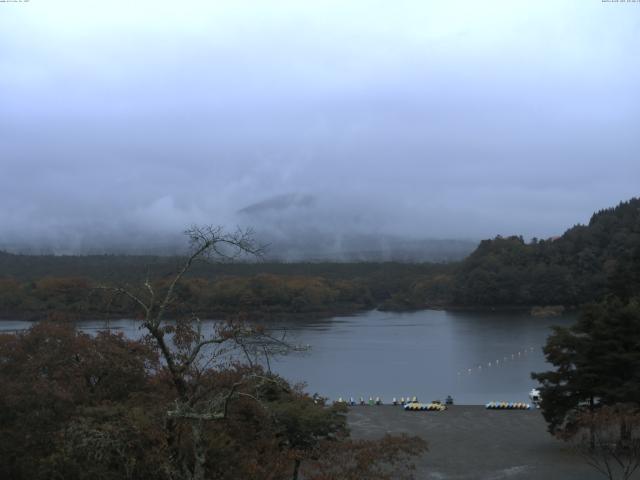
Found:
[0,256,451,319]
[452,197,640,307]
[0,198,638,319]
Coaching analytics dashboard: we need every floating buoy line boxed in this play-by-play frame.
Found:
[326,347,541,409]
[456,346,537,377]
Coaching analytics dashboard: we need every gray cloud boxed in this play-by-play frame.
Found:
[0,1,638,255]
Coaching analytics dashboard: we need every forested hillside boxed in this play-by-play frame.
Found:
[452,198,640,306]
[1,198,638,317]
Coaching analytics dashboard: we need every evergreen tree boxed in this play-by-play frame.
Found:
[532,297,640,437]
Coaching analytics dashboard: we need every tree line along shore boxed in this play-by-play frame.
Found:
[1,198,638,321]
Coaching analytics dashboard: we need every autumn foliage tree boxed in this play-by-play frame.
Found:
[0,322,160,479]
[0,226,428,480]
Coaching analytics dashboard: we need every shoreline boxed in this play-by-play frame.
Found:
[0,303,574,323]
[348,405,605,480]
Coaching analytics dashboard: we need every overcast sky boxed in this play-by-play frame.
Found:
[1,0,639,253]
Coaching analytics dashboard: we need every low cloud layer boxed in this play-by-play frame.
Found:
[1,1,638,255]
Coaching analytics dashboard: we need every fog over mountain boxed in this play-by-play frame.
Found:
[1,1,638,258]
[235,193,477,261]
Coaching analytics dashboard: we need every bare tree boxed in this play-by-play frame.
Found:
[572,405,640,480]
[106,226,291,480]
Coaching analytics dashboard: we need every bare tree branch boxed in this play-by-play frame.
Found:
[95,226,294,480]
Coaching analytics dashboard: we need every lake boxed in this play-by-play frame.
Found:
[0,309,574,405]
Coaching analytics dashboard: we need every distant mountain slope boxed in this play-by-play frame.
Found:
[452,197,640,306]
[238,193,316,215]
[236,193,478,262]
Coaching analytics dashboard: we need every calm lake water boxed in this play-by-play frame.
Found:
[0,309,574,405]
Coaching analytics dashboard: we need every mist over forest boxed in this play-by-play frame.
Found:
[0,191,478,260]
[2,1,639,257]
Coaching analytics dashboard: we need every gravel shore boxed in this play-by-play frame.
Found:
[348,405,635,480]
